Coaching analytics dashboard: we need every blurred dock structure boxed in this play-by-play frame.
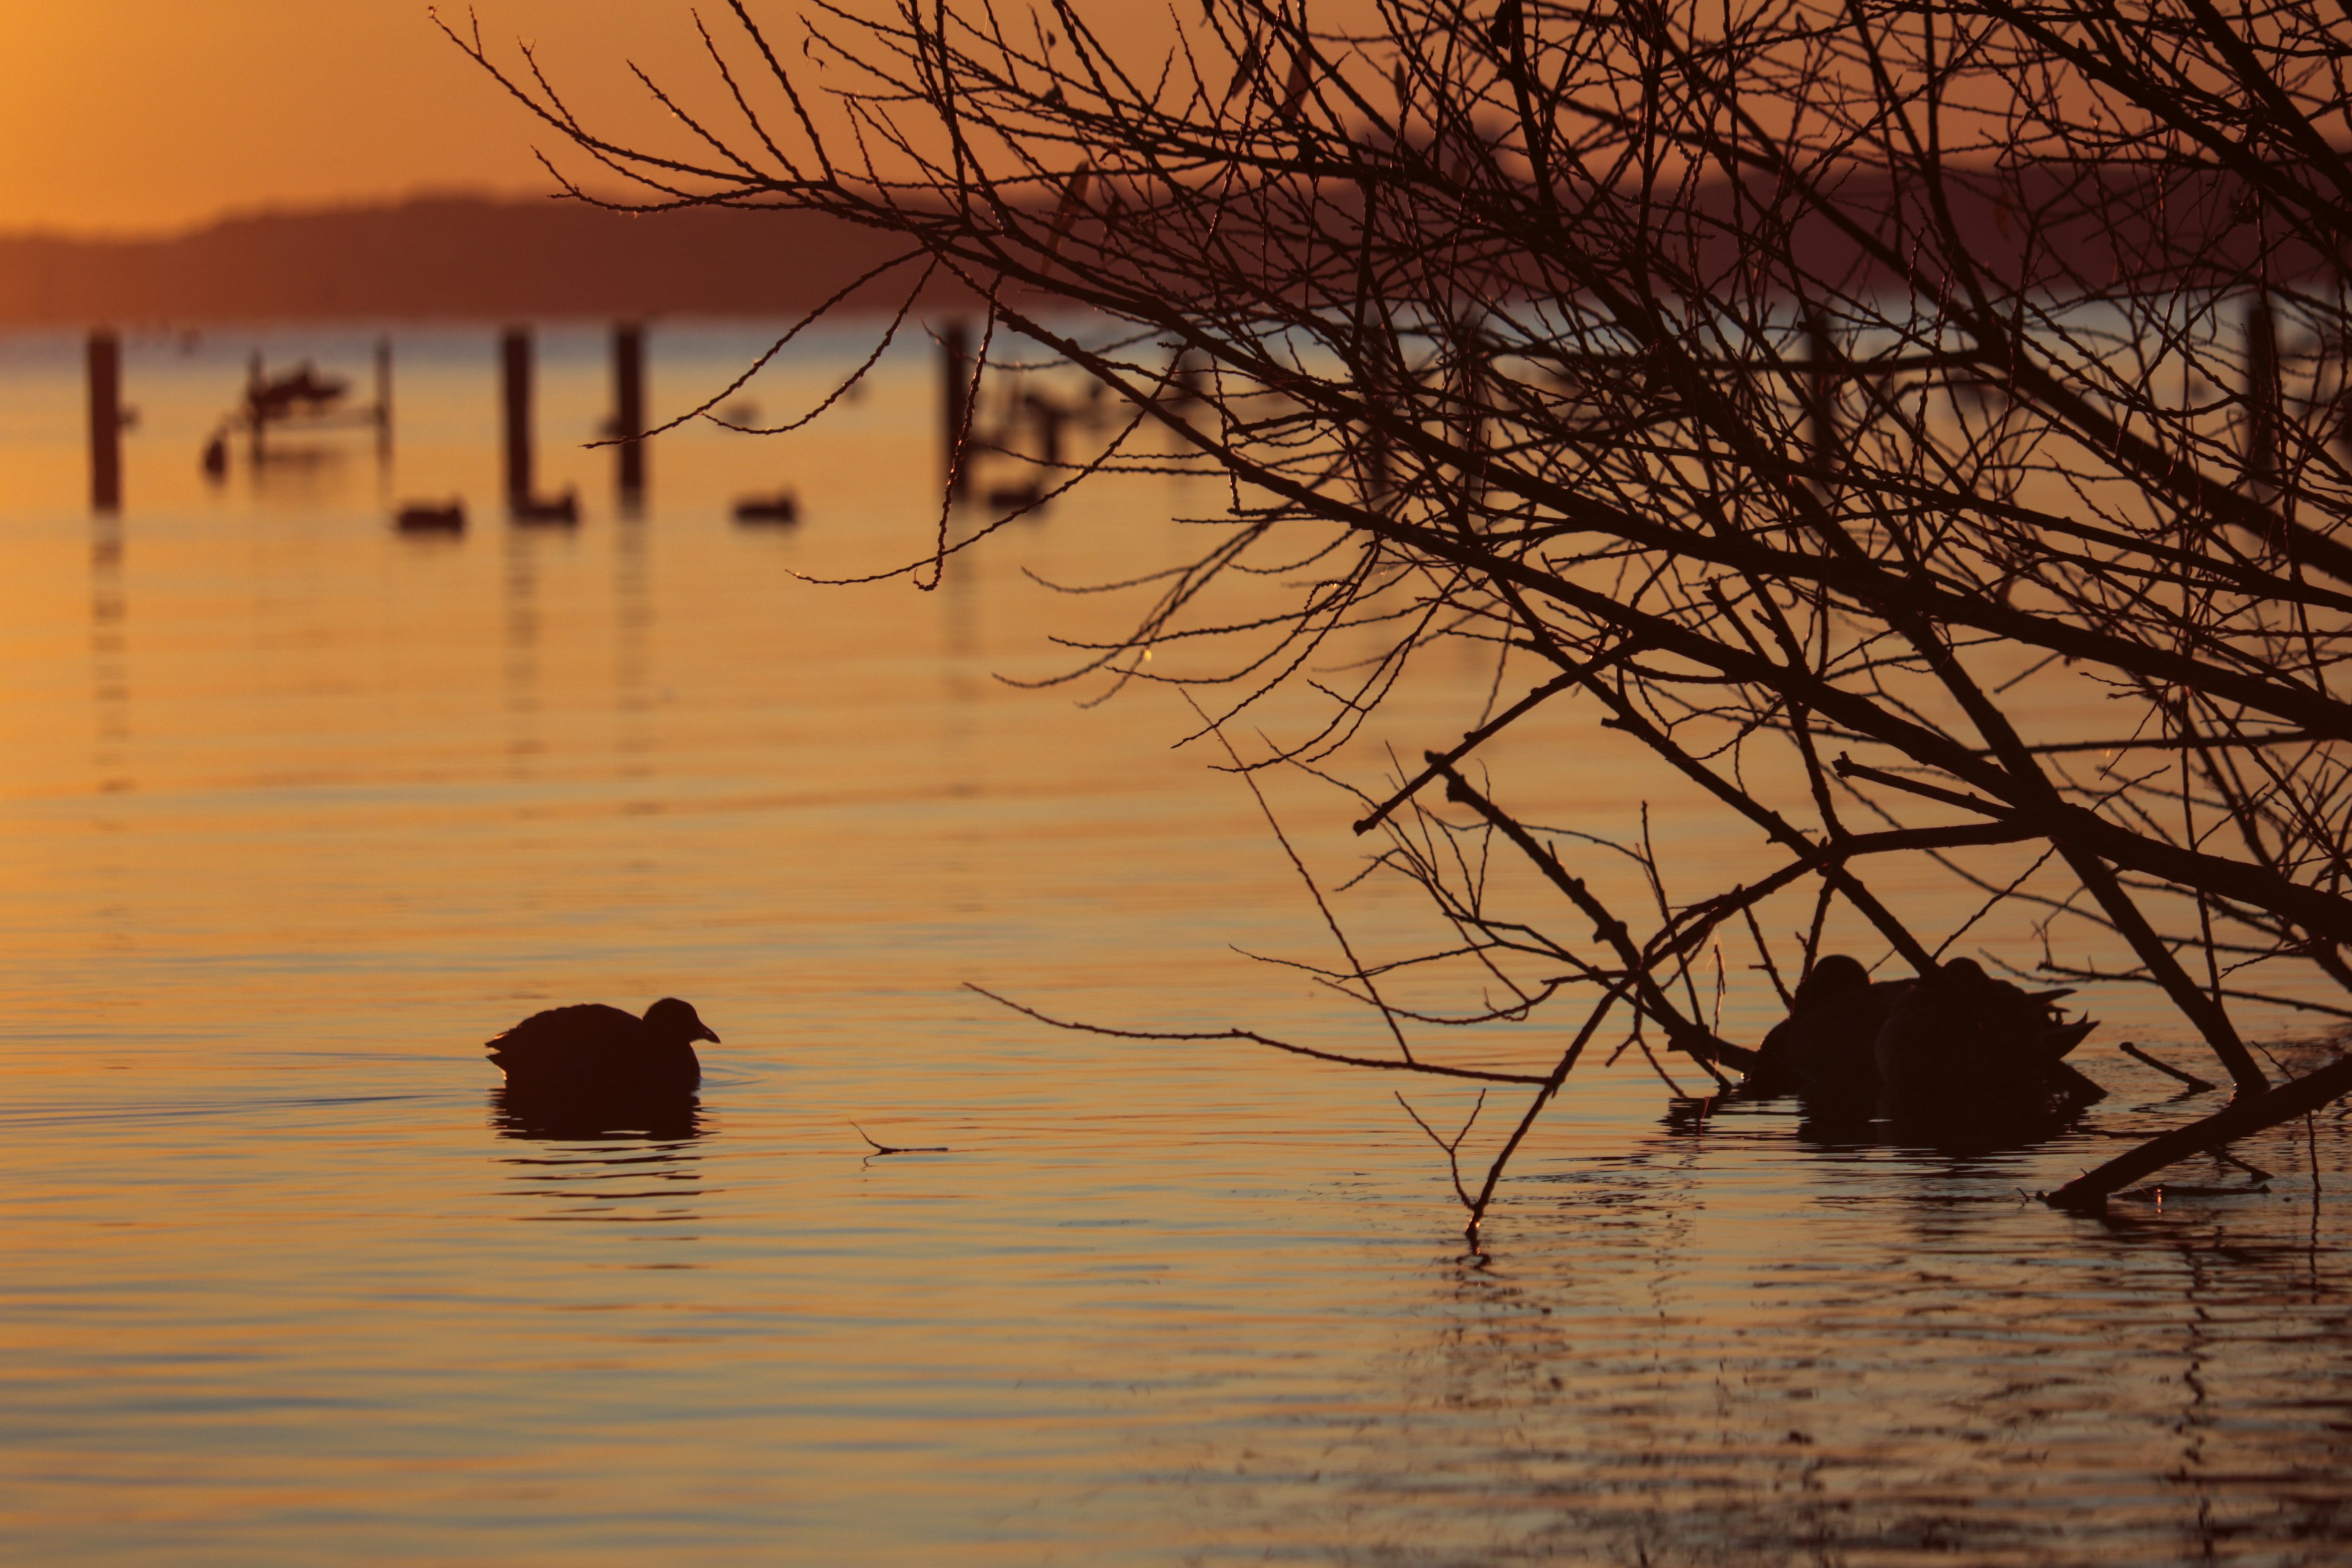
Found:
[938,318,1131,515]
[70,303,2309,531]
[200,340,391,479]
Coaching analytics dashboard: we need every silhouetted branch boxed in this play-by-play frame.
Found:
[480,0,2352,1227]
[852,1123,950,1155]
[2049,1051,2352,1210]
[963,984,1550,1084]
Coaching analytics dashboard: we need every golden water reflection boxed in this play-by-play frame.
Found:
[491,1091,710,1232]
[0,328,2343,1564]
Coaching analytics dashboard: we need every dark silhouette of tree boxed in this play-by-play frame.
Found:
[448,0,2352,1228]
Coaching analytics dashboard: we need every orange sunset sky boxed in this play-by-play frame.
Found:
[0,3,820,233]
[0,2,1228,236]
[2,4,538,233]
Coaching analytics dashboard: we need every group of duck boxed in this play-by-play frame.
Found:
[1731,954,2100,1118]
[474,958,2098,1136]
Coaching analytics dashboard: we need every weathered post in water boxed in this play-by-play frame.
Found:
[612,323,646,511]
[500,328,534,515]
[1804,311,1838,499]
[942,320,971,501]
[87,330,122,514]
[1026,391,1067,475]
[373,337,394,466]
[2246,293,2280,507]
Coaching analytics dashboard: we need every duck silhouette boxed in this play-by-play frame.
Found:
[485,997,718,1093]
[1873,958,2096,1108]
[1752,955,1913,1096]
[1749,954,2097,1113]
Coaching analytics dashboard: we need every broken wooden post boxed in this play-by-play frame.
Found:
[1805,311,1838,499]
[88,330,121,514]
[613,323,646,510]
[2245,293,2280,505]
[500,327,534,514]
[373,336,394,465]
[1025,391,1068,474]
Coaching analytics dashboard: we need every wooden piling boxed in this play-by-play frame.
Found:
[373,337,394,462]
[2246,293,2279,499]
[500,328,533,513]
[88,330,121,514]
[613,323,646,509]
[1170,348,1207,412]
[1027,392,1067,473]
[1804,311,1838,498]
[1362,383,1393,511]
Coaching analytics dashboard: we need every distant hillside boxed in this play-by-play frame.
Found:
[0,197,944,325]
[0,167,2299,328]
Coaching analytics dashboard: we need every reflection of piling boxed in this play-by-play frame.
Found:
[89,511,129,792]
[88,330,122,513]
[613,323,646,510]
[943,320,971,500]
[500,328,534,513]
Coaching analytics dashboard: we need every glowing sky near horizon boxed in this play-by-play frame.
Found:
[0,4,575,232]
[0,2,1163,235]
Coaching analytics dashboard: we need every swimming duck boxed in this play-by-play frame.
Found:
[484,997,718,1092]
[1752,954,1913,1096]
[1872,959,2096,1107]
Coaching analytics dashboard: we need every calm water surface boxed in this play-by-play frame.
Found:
[1,326,2346,1564]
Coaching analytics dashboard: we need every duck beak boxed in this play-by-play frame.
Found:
[697,1025,722,1045]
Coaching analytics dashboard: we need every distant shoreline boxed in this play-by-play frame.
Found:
[7,166,2306,330]
[0,196,951,326]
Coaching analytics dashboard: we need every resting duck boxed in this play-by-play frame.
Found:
[1873,959,2096,1106]
[1750,954,2096,1107]
[485,997,718,1093]
[1752,955,1913,1096]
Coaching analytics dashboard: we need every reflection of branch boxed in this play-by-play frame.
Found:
[2119,1041,2219,1093]
[965,985,1550,1085]
[2049,1052,2352,1210]
[852,1123,949,1155]
[1396,1090,1485,1209]
[1462,982,1632,1242]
